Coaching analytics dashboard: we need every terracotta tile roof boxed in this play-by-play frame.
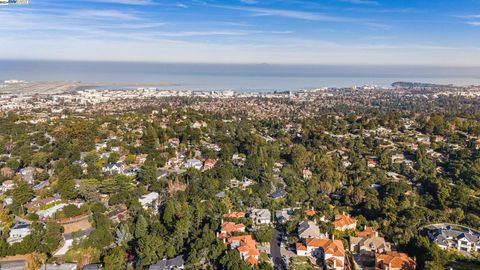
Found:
[227,235,259,265]
[356,226,375,237]
[305,238,345,257]
[304,209,317,217]
[296,242,307,251]
[326,257,344,267]
[223,211,246,218]
[220,222,246,234]
[332,214,357,229]
[246,256,258,265]
[376,252,415,270]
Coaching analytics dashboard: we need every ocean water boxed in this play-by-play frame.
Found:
[1,60,479,91]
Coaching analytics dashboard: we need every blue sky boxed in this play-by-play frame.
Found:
[1,0,480,65]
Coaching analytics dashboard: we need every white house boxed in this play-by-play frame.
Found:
[250,209,271,225]
[36,203,68,219]
[184,159,203,170]
[8,219,32,243]
[139,192,159,210]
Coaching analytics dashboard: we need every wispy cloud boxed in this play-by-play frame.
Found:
[466,21,480,26]
[339,0,379,5]
[213,5,349,21]
[85,0,154,5]
[240,0,258,4]
[73,9,143,20]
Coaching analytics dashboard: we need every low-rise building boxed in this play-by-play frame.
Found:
[139,192,159,210]
[227,235,260,265]
[298,220,328,239]
[8,219,32,243]
[350,227,391,254]
[250,209,271,225]
[332,213,357,231]
[296,238,345,270]
[425,224,480,254]
[375,252,415,270]
[149,255,186,270]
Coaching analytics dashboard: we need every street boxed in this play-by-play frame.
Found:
[270,229,285,270]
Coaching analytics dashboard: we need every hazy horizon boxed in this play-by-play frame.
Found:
[2,59,480,91]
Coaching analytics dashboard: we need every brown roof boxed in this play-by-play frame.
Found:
[356,226,375,237]
[376,252,415,270]
[305,238,345,257]
[223,211,246,218]
[332,214,357,229]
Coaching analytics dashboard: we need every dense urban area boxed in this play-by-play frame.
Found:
[0,80,480,270]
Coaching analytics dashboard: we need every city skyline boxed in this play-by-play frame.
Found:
[1,0,480,65]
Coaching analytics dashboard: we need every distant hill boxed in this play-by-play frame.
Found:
[391,82,453,88]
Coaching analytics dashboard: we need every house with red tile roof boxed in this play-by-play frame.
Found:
[296,238,345,270]
[227,235,260,266]
[218,222,246,240]
[375,251,415,270]
[304,209,317,217]
[0,180,15,193]
[223,211,246,219]
[203,159,217,171]
[332,213,357,231]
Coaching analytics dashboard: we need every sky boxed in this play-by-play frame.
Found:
[1,0,480,65]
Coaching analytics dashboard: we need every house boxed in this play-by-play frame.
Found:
[367,160,378,168]
[149,255,186,270]
[303,169,312,180]
[0,259,27,270]
[33,180,50,191]
[107,204,129,223]
[139,192,159,210]
[156,169,168,180]
[184,159,202,170]
[19,167,36,184]
[37,203,68,219]
[167,138,180,148]
[298,220,328,239]
[123,166,140,177]
[250,209,271,225]
[218,222,246,240]
[425,224,480,253]
[0,180,15,192]
[24,196,61,211]
[7,219,32,243]
[296,238,345,270]
[232,154,246,167]
[275,208,294,224]
[332,213,357,231]
[223,211,246,219]
[227,235,260,265]
[350,227,391,254]
[304,209,317,217]
[102,162,124,174]
[82,264,102,270]
[40,263,77,270]
[375,252,415,270]
[269,189,287,199]
[229,177,255,190]
[203,159,217,171]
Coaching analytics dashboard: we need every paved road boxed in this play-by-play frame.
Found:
[271,229,285,270]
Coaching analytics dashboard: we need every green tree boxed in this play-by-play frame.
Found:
[104,247,126,270]
[135,214,148,239]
